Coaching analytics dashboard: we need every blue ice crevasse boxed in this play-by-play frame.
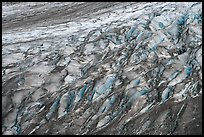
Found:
[126,79,141,89]
[159,22,165,29]
[108,36,122,45]
[139,87,150,96]
[161,86,174,102]
[185,66,192,77]
[12,110,21,135]
[135,32,144,42]
[74,84,89,104]
[99,95,116,113]
[106,36,122,46]
[177,15,188,26]
[115,36,122,45]
[134,79,141,86]
[92,74,116,101]
[193,13,202,24]
[150,43,158,51]
[46,96,61,120]
[66,91,75,113]
[97,75,116,95]
[79,84,88,100]
[107,35,121,45]
[88,88,96,102]
[126,26,136,40]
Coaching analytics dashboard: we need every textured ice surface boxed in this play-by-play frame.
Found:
[2,2,202,135]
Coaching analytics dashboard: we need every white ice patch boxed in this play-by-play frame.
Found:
[64,75,76,84]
